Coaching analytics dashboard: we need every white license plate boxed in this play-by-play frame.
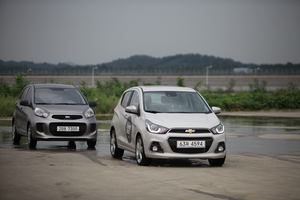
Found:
[57,126,79,132]
[177,140,205,148]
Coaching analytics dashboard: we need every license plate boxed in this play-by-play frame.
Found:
[57,126,79,132]
[177,140,205,148]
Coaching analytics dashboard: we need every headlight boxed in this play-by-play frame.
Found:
[145,120,169,134]
[34,107,50,118]
[84,108,94,118]
[210,122,225,134]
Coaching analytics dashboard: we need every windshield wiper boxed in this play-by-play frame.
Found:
[176,112,193,113]
[146,110,161,113]
[50,103,76,105]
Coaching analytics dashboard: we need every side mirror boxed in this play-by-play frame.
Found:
[211,106,222,114]
[125,105,140,116]
[20,100,30,106]
[89,101,97,107]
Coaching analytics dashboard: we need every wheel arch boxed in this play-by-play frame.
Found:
[110,126,115,135]
[135,132,142,145]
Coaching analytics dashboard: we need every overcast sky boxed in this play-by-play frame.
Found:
[1,0,300,65]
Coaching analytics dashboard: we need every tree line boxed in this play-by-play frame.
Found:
[1,54,300,75]
[0,73,299,118]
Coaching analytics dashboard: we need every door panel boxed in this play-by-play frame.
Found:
[15,86,30,135]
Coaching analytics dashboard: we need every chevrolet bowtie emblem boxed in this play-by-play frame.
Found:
[185,129,195,133]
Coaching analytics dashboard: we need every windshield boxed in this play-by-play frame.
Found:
[143,91,211,113]
[34,88,87,105]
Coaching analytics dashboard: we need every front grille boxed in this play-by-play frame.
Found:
[169,128,210,134]
[52,115,83,120]
[168,137,213,154]
[49,122,86,136]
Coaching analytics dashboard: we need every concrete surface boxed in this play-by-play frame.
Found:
[0,148,299,200]
[0,111,300,200]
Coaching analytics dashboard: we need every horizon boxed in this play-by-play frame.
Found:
[1,53,300,66]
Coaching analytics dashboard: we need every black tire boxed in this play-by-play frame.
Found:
[68,141,76,149]
[12,121,21,145]
[135,135,152,166]
[27,124,37,149]
[208,156,226,167]
[87,140,97,148]
[110,129,124,158]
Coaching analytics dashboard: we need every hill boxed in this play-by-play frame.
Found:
[0,54,299,75]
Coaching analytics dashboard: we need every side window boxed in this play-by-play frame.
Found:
[19,87,29,100]
[121,91,132,107]
[129,91,139,108]
[25,87,32,102]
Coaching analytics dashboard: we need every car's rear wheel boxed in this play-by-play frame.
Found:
[27,124,37,149]
[208,156,226,167]
[87,140,97,148]
[110,129,124,158]
[135,135,152,166]
[12,121,21,145]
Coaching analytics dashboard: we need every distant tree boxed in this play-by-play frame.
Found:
[286,82,298,92]
[11,73,29,96]
[79,80,87,88]
[249,78,267,93]
[226,78,236,93]
[155,76,162,85]
[177,76,185,87]
[0,78,11,97]
[63,80,73,85]
[193,80,203,91]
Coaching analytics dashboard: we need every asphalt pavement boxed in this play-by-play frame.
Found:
[0,111,299,200]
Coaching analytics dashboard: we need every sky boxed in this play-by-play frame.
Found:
[1,0,300,65]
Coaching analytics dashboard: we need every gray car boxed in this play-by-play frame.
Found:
[110,86,226,166]
[12,84,98,149]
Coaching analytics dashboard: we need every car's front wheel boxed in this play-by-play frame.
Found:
[27,124,37,149]
[208,156,226,167]
[110,129,124,158]
[135,135,152,166]
[12,121,21,145]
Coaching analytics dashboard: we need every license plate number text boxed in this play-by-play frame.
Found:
[57,126,79,132]
[177,140,205,148]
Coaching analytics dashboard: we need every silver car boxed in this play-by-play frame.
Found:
[12,84,97,149]
[110,86,226,166]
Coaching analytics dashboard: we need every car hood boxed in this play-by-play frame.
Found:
[145,113,220,129]
[37,104,90,114]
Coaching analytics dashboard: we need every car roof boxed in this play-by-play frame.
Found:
[32,84,76,89]
[137,85,197,92]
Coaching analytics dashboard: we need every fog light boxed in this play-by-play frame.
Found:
[152,146,158,152]
[150,142,164,153]
[218,146,224,152]
[215,142,226,153]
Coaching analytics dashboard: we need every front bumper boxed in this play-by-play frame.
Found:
[30,116,97,141]
[142,131,226,159]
